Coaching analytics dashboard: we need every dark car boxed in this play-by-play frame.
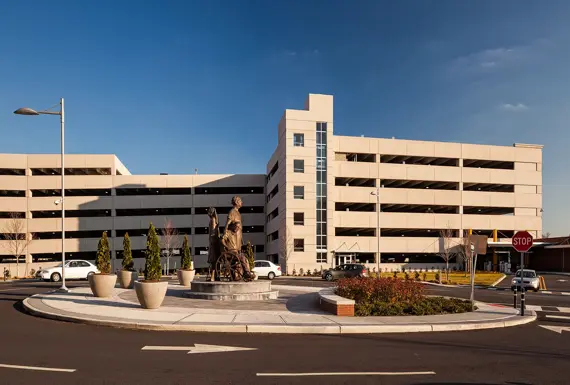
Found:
[322,264,368,281]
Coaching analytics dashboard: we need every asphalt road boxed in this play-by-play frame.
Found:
[0,280,569,385]
[276,277,570,308]
[495,273,570,292]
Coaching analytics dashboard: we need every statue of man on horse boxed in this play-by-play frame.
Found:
[207,196,253,281]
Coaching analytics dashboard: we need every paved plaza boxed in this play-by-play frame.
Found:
[23,283,536,334]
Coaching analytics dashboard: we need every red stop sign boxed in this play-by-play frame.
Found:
[512,231,533,252]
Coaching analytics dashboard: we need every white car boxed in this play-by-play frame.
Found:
[36,260,99,282]
[253,260,282,280]
[511,269,540,292]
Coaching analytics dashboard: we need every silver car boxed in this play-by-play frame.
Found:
[511,269,540,292]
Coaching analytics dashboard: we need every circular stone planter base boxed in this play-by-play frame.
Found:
[184,281,279,301]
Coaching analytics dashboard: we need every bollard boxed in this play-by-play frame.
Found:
[520,288,525,316]
[513,285,518,309]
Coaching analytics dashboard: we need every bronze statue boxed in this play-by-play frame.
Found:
[207,196,253,281]
[207,207,221,281]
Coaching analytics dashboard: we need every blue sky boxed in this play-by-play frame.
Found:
[1,1,569,235]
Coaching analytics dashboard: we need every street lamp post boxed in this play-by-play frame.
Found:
[371,186,381,275]
[14,98,69,292]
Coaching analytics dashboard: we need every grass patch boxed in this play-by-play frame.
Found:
[375,271,503,286]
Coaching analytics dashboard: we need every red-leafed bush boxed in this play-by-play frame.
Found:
[335,277,472,316]
[336,277,424,304]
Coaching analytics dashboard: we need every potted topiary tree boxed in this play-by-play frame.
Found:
[134,223,168,309]
[88,231,117,297]
[118,233,137,289]
[244,241,256,280]
[177,234,195,286]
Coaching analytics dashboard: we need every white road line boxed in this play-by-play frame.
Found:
[525,305,542,311]
[256,371,436,377]
[142,346,192,351]
[0,364,76,373]
[556,307,570,313]
[545,315,570,321]
[541,291,552,294]
[561,292,570,296]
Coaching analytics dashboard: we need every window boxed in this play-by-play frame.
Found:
[294,212,304,225]
[294,239,304,252]
[293,159,304,173]
[79,261,91,267]
[317,252,327,263]
[293,133,304,147]
[293,186,304,199]
[293,186,305,199]
[316,122,328,253]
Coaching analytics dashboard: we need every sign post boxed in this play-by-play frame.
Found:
[468,234,487,311]
[512,231,534,316]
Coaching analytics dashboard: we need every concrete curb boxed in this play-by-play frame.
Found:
[22,295,536,334]
[490,274,507,287]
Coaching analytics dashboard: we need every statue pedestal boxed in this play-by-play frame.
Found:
[183,281,279,301]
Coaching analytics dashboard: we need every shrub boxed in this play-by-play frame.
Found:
[95,231,112,274]
[336,277,424,305]
[292,269,297,276]
[435,271,441,282]
[404,272,410,280]
[244,241,255,271]
[29,268,36,277]
[306,270,312,277]
[3,269,10,279]
[352,295,472,316]
[122,233,134,271]
[299,268,304,276]
[414,271,420,281]
[181,234,192,270]
[393,271,398,279]
[422,272,427,281]
[144,223,162,281]
[314,268,318,276]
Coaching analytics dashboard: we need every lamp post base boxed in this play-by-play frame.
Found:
[56,286,70,293]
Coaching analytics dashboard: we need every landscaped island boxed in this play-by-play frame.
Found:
[335,277,473,316]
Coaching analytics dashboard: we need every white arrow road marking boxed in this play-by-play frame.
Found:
[0,364,76,373]
[256,371,436,377]
[545,315,570,321]
[540,325,570,334]
[142,344,257,354]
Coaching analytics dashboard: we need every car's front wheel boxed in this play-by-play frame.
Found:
[268,272,276,280]
[51,272,61,282]
[325,273,333,281]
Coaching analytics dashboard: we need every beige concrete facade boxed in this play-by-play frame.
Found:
[1,94,543,276]
[266,94,542,273]
[0,154,265,275]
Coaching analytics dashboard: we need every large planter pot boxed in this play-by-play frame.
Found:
[119,270,138,289]
[177,269,195,287]
[134,281,168,309]
[88,274,117,298]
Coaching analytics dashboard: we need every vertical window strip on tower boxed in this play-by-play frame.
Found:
[316,122,328,263]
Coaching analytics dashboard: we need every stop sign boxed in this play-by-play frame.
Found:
[512,231,533,252]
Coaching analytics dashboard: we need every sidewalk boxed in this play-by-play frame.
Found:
[23,284,536,334]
